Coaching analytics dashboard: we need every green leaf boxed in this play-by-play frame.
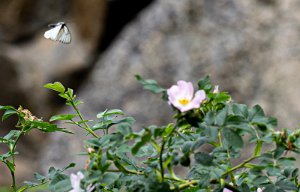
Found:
[204,111,215,125]
[263,184,276,191]
[31,121,72,133]
[3,130,21,140]
[49,114,78,122]
[249,105,264,119]
[97,109,125,119]
[49,179,71,192]
[113,159,128,173]
[0,105,16,110]
[253,176,269,185]
[58,93,69,100]
[44,82,65,93]
[277,157,296,167]
[2,109,17,121]
[182,141,194,154]
[254,140,262,156]
[197,75,212,92]
[100,172,119,186]
[192,137,208,151]
[113,117,135,125]
[215,107,227,126]
[292,168,298,177]
[92,117,135,131]
[34,172,47,182]
[201,124,219,142]
[0,137,7,143]
[66,88,74,98]
[161,124,174,137]
[275,179,297,190]
[213,92,231,103]
[92,120,113,130]
[61,163,76,172]
[132,129,151,155]
[149,181,171,192]
[274,146,285,159]
[182,187,200,192]
[117,124,133,136]
[6,160,15,172]
[230,103,248,119]
[73,100,83,106]
[135,75,166,93]
[0,152,13,161]
[222,128,243,149]
[194,152,214,166]
[134,145,157,158]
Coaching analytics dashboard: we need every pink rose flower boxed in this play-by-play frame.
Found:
[167,80,206,112]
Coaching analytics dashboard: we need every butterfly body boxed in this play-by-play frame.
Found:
[44,22,71,44]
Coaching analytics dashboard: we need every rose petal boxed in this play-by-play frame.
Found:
[177,81,194,99]
[191,90,206,107]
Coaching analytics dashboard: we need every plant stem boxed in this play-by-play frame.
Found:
[227,151,237,186]
[9,131,23,191]
[71,101,99,138]
[168,165,182,182]
[7,160,16,192]
[159,139,166,182]
[218,128,223,148]
[222,155,258,177]
[107,168,143,175]
[172,180,197,190]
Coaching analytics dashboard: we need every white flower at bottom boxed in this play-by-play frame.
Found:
[69,172,84,192]
[223,187,263,192]
[257,188,263,192]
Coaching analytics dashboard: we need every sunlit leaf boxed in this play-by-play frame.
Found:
[44,82,65,93]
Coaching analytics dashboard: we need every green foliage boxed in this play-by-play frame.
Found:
[2,76,300,192]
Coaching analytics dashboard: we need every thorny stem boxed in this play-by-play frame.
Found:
[71,101,99,138]
[159,139,166,182]
[107,168,185,183]
[226,148,237,187]
[171,180,198,190]
[222,155,259,177]
[170,179,240,191]
[9,130,23,191]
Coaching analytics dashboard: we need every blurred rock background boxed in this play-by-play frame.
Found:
[1,0,300,187]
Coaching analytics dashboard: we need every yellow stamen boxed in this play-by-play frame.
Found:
[179,98,190,105]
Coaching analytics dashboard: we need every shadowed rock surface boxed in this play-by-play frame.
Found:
[0,0,107,185]
[41,0,300,173]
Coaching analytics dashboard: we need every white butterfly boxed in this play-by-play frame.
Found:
[44,22,71,44]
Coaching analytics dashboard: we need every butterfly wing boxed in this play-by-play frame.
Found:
[56,24,71,44]
[44,24,62,41]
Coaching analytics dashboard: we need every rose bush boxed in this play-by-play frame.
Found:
[1,75,300,192]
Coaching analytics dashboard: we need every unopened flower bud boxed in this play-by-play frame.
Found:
[213,85,219,94]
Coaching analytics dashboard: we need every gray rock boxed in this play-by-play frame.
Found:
[42,0,300,177]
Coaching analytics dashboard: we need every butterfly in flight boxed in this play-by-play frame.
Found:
[44,22,71,44]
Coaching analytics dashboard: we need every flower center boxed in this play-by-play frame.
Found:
[179,98,190,105]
